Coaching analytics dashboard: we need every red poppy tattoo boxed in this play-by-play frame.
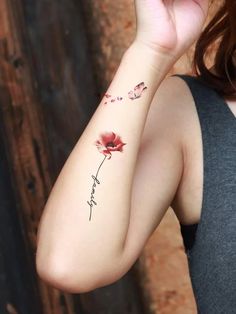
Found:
[103,82,147,105]
[87,132,126,221]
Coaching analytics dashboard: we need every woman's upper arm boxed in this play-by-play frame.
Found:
[116,75,185,277]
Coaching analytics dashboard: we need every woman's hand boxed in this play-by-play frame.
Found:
[134,0,209,60]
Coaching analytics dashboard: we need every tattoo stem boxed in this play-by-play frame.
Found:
[96,154,107,178]
[88,155,107,221]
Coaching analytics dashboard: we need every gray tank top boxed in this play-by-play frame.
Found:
[172,74,236,313]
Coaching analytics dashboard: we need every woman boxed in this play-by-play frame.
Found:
[36,0,236,312]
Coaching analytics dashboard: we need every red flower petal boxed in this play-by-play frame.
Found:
[108,142,126,152]
[102,149,112,157]
[95,132,126,157]
[113,134,121,145]
[100,132,116,146]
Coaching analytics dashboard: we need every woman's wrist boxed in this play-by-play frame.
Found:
[124,40,176,77]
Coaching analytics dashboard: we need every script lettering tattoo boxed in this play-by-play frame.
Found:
[103,82,147,105]
[87,132,126,221]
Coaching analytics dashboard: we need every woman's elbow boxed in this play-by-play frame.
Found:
[35,255,98,293]
[35,251,124,293]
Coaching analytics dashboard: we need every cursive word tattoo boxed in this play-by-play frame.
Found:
[103,82,147,105]
[87,132,126,221]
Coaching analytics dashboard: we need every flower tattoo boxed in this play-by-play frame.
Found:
[95,132,126,159]
[87,132,126,221]
[103,82,147,105]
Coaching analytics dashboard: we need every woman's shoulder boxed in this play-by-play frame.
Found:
[154,73,199,134]
[157,74,203,224]
[145,72,200,169]
[153,73,201,169]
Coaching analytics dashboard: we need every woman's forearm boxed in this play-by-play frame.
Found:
[36,41,175,287]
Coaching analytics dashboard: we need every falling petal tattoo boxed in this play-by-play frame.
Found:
[128,82,148,100]
[103,82,147,105]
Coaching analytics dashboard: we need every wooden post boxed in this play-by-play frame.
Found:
[0,0,76,313]
[0,133,42,314]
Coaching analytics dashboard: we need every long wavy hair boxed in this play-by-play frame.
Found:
[192,0,236,98]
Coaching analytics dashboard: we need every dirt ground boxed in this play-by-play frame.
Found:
[140,208,197,314]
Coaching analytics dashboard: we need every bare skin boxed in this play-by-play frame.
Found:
[36,0,219,293]
[225,98,236,117]
[35,0,236,294]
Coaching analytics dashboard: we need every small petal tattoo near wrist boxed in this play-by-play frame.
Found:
[128,82,147,100]
[87,132,126,221]
[103,82,147,105]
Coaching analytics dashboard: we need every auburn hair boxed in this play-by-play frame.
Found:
[192,0,236,98]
